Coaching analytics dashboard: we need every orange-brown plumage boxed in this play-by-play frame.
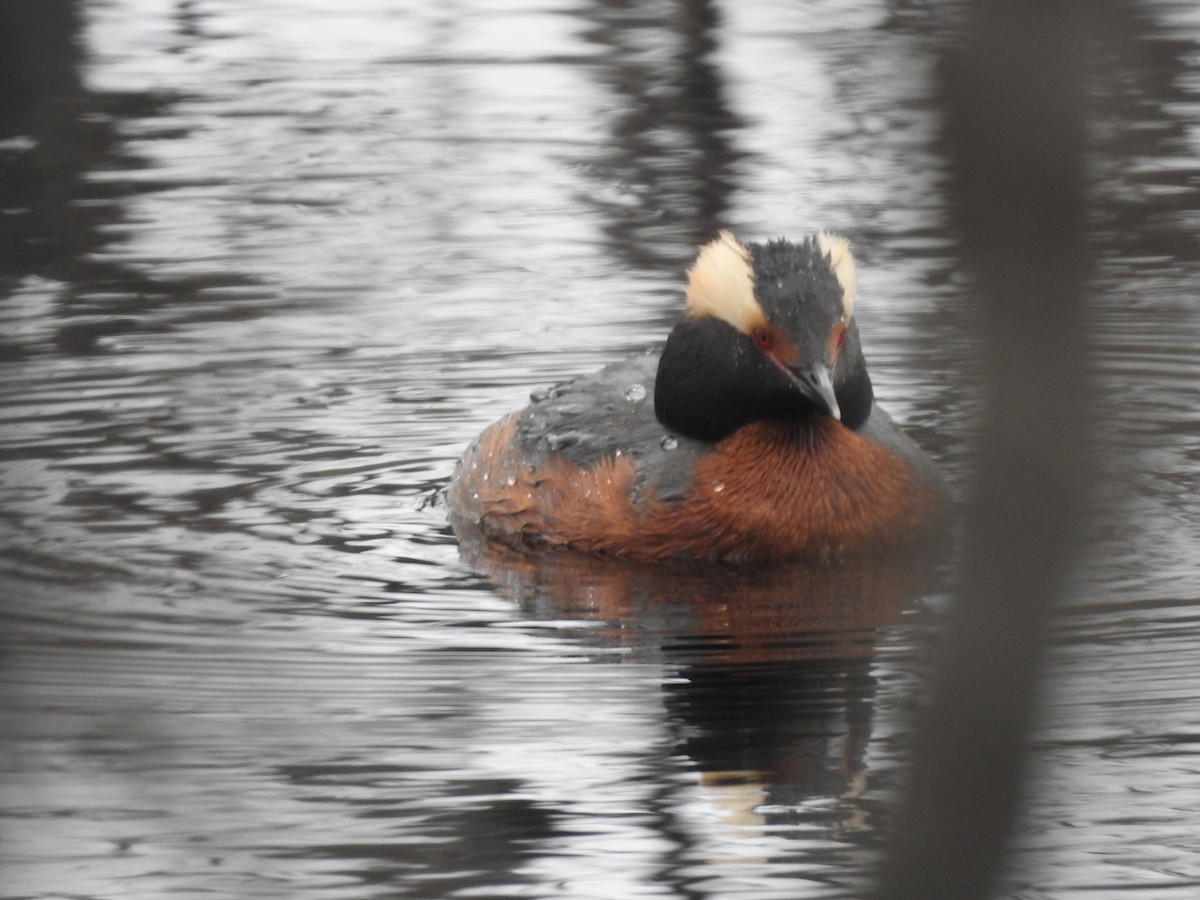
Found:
[449,411,941,564]
[448,231,946,565]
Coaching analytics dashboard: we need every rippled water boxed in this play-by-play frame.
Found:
[2,1,1199,897]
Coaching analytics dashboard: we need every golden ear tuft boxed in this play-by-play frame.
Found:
[815,232,857,320]
[685,230,761,332]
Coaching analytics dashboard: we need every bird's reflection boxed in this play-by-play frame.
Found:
[457,526,943,832]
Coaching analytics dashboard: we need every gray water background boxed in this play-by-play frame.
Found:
[3,1,1200,897]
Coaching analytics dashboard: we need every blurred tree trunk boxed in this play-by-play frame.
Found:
[873,2,1098,899]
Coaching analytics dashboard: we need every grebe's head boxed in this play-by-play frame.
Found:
[655,231,872,441]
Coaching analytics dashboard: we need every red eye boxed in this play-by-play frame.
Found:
[752,327,773,351]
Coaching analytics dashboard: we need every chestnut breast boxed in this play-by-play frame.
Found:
[447,356,943,563]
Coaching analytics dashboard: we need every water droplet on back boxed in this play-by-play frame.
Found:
[624,383,646,403]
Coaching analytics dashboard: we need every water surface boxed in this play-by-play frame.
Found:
[2,1,1200,897]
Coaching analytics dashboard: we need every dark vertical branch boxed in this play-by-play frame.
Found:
[579,0,742,274]
[873,2,1097,899]
[0,0,85,284]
